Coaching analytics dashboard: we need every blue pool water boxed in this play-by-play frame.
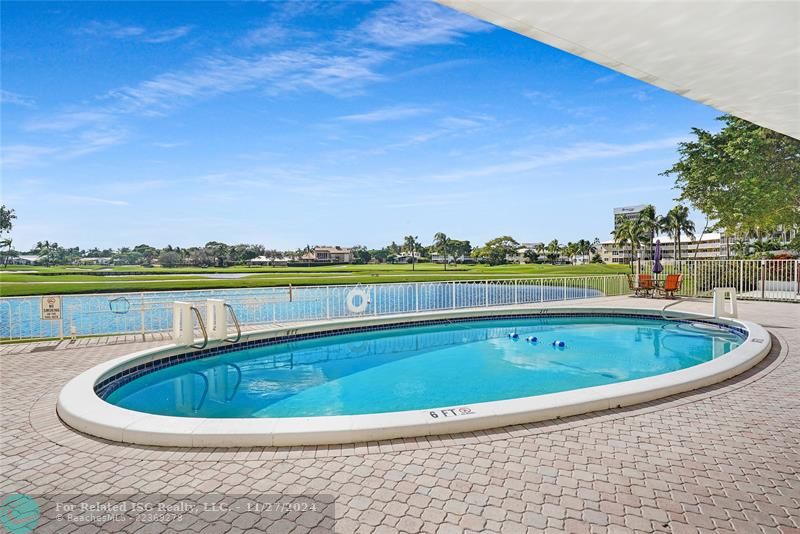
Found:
[105,316,743,418]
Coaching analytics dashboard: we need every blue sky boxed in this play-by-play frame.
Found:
[1,0,720,251]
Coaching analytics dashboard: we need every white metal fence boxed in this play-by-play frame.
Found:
[637,259,800,301]
[0,276,628,341]
[4,262,795,342]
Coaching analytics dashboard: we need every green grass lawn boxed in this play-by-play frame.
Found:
[0,263,630,296]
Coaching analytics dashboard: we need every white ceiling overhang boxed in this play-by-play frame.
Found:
[437,0,800,139]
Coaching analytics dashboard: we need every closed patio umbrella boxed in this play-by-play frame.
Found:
[653,240,664,278]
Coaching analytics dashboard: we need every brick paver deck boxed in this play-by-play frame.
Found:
[1,297,798,533]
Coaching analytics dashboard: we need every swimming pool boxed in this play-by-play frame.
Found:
[57,308,770,446]
[102,315,743,418]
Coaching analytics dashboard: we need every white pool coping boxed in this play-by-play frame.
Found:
[56,307,772,447]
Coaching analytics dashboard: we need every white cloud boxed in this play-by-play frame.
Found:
[523,90,598,119]
[152,141,186,149]
[357,0,492,48]
[63,195,129,206]
[13,2,488,163]
[428,136,688,182]
[62,129,127,159]
[338,105,429,122]
[239,23,292,47]
[105,49,387,115]
[75,20,146,38]
[143,26,193,43]
[594,73,619,84]
[0,129,127,168]
[1,145,58,168]
[0,90,34,107]
[25,110,111,132]
[75,20,192,43]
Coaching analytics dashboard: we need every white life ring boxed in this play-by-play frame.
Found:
[346,288,370,313]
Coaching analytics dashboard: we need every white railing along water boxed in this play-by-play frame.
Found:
[0,276,628,341]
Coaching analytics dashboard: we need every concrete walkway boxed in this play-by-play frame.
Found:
[1,296,798,533]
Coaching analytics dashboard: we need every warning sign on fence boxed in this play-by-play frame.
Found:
[40,296,62,320]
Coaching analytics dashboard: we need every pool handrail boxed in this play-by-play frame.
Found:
[223,303,242,344]
[189,306,208,350]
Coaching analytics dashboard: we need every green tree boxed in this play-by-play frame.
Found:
[403,235,419,270]
[133,244,158,265]
[351,246,372,264]
[635,205,661,261]
[158,250,182,268]
[0,205,15,268]
[663,115,800,235]
[752,238,781,256]
[433,232,449,270]
[611,219,643,273]
[448,239,471,264]
[787,234,800,254]
[473,236,519,266]
[0,205,16,234]
[575,239,593,264]
[662,205,696,261]
[545,239,561,264]
[563,242,579,264]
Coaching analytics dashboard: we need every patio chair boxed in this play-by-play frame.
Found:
[627,274,641,296]
[638,274,655,297]
[657,274,683,299]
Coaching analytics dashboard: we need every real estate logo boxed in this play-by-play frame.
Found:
[0,494,40,534]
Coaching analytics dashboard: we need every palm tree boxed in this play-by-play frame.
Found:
[0,237,11,267]
[752,238,781,256]
[534,243,545,262]
[403,235,418,271]
[663,205,695,261]
[611,219,643,273]
[635,205,661,261]
[732,238,750,258]
[34,240,51,265]
[574,239,592,264]
[564,242,579,264]
[546,239,560,264]
[433,232,449,270]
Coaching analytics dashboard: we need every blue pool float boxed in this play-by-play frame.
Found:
[525,336,538,343]
[552,340,566,347]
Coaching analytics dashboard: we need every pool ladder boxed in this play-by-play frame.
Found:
[223,303,242,344]
[186,304,241,349]
[189,306,209,350]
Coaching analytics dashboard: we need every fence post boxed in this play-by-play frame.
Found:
[761,260,766,300]
[563,279,567,301]
[415,283,420,312]
[514,279,518,304]
[796,259,800,298]
[326,286,330,319]
[485,281,489,307]
[692,261,698,297]
[140,292,146,340]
